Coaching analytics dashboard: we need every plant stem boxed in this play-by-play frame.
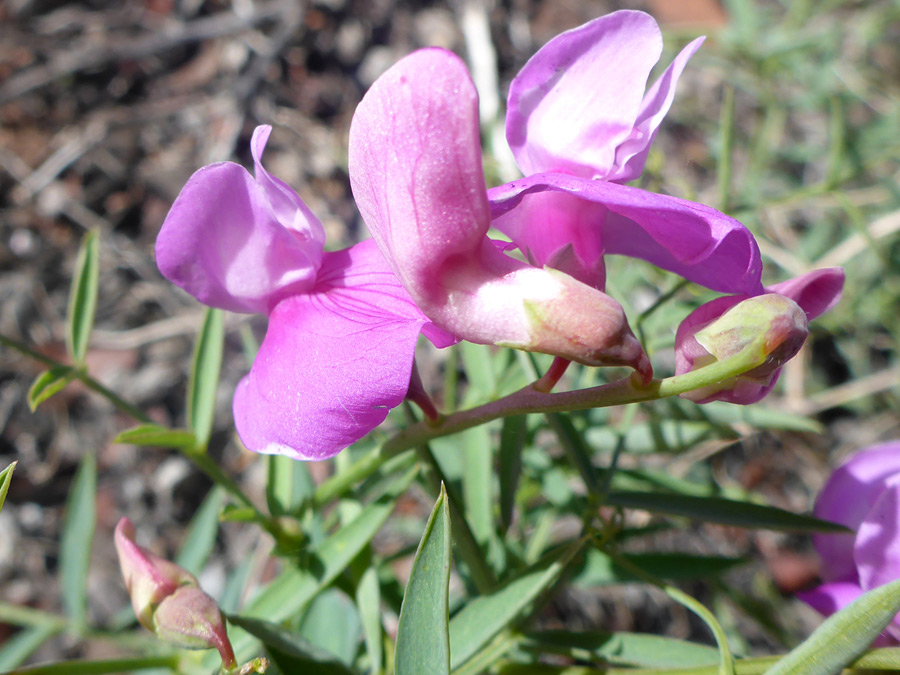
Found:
[314,342,766,507]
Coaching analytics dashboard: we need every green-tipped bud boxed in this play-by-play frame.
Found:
[675,293,809,404]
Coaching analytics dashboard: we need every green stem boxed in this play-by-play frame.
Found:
[314,343,766,507]
[0,602,68,629]
[6,654,180,675]
[0,332,280,545]
[606,550,735,675]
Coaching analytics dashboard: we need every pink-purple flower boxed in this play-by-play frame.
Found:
[349,47,652,380]
[155,126,454,460]
[489,10,763,296]
[675,268,844,404]
[799,441,900,644]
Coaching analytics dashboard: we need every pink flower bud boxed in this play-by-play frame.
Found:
[114,517,236,669]
[114,517,196,629]
[153,587,236,669]
[676,293,808,404]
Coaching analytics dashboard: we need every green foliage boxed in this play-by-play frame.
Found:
[59,452,96,633]
[187,308,224,450]
[66,230,99,365]
[394,485,451,675]
[7,3,900,674]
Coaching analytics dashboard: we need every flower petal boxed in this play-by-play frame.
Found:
[506,10,663,178]
[608,37,705,183]
[156,150,321,315]
[796,580,865,617]
[767,267,844,320]
[349,47,491,300]
[855,474,900,592]
[489,174,764,295]
[813,442,900,582]
[232,240,444,461]
[250,125,326,251]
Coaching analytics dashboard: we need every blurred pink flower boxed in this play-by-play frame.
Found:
[349,48,651,380]
[674,268,844,404]
[489,10,763,295]
[798,441,900,644]
[156,125,454,460]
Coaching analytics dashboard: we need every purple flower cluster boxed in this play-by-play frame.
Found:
[155,10,842,460]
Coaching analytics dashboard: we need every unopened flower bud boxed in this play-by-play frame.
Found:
[675,293,808,404]
[153,586,236,668]
[522,267,652,382]
[114,517,236,670]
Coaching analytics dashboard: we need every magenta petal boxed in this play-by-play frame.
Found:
[609,37,705,183]
[489,174,764,295]
[766,268,844,320]
[250,126,326,251]
[814,442,900,582]
[349,47,491,298]
[506,10,663,178]
[156,160,321,315]
[855,475,900,591]
[796,580,865,617]
[232,240,445,460]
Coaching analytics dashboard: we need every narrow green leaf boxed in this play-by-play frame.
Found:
[356,566,383,675]
[66,230,100,364]
[187,307,224,450]
[221,470,415,665]
[0,461,17,514]
[395,484,451,675]
[60,452,97,631]
[499,415,527,533]
[766,578,900,675]
[461,424,494,546]
[174,486,225,576]
[27,366,80,411]
[113,424,197,450]
[460,341,498,400]
[0,624,61,670]
[546,413,599,494]
[606,491,851,533]
[266,453,313,517]
[572,549,744,587]
[525,630,719,668]
[227,615,356,675]
[450,540,584,671]
[297,589,362,666]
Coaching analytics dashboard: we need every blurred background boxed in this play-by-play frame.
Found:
[0,0,898,668]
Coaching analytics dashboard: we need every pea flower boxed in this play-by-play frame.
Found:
[798,441,900,644]
[156,125,454,460]
[674,268,844,404]
[489,10,764,296]
[114,517,237,668]
[349,48,651,380]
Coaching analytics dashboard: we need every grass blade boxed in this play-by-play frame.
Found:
[605,491,850,533]
[60,452,97,632]
[175,486,225,576]
[0,461,17,514]
[395,484,451,675]
[66,230,99,364]
[187,307,224,450]
[449,540,584,671]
